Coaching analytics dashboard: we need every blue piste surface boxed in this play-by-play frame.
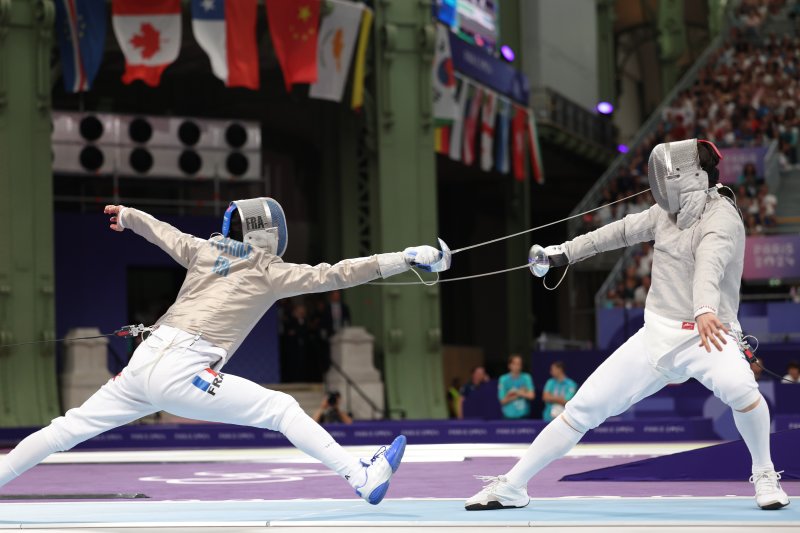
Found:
[0,498,797,526]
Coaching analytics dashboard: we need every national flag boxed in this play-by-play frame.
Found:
[432,23,458,124]
[527,108,545,184]
[479,90,497,171]
[495,98,511,174]
[448,77,470,161]
[350,6,373,110]
[512,105,527,181]
[266,0,321,92]
[191,0,259,90]
[54,0,107,93]
[112,0,182,87]
[462,85,483,166]
[310,0,364,102]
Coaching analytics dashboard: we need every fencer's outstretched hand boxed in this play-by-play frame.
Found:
[404,245,444,272]
[104,205,126,232]
[696,312,729,353]
[544,245,570,268]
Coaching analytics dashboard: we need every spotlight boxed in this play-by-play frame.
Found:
[79,115,104,142]
[500,45,515,63]
[129,118,153,144]
[617,144,629,154]
[596,101,614,115]
[129,147,154,173]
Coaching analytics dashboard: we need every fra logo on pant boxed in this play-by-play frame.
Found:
[192,368,225,396]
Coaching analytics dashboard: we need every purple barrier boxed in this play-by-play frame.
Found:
[744,235,800,281]
[596,308,644,351]
[562,429,800,481]
[718,146,768,185]
[462,379,503,420]
[0,417,725,450]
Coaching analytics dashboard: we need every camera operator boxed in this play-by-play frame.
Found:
[313,391,353,425]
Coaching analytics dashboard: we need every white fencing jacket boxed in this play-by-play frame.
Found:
[562,190,745,325]
[118,208,409,367]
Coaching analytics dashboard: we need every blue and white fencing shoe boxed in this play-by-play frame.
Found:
[354,435,407,505]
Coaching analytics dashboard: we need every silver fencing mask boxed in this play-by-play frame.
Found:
[221,197,288,256]
[647,139,709,214]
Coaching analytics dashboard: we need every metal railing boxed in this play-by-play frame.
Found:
[530,87,617,150]
[326,359,407,420]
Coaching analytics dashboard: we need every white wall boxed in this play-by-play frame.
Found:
[520,0,599,111]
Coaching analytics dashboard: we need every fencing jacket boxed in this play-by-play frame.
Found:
[118,208,409,367]
[562,190,745,325]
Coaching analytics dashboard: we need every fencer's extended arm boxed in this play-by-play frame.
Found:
[118,208,205,269]
[560,207,657,263]
[267,253,410,298]
[692,209,743,318]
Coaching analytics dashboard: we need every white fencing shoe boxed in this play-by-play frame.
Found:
[750,469,790,510]
[354,435,406,505]
[465,475,530,511]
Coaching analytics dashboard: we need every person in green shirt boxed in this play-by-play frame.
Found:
[542,361,578,422]
[498,354,535,419]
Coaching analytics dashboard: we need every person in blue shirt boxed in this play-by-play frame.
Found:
[498,354,535,419]
[542,361,578,422]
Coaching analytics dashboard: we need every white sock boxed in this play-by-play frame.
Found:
[0,429,56,488]
[281,407,365,488]
[505,416,583,488]
[732,396,774,473]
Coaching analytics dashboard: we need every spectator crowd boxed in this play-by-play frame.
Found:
[593,4,798,308]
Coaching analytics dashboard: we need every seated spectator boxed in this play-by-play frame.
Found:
[783,361,800,384]
[737,163,764,197]
[313,391,353,425]
[541,361,578,422]
[459,366,489,419]
[498,354,535,420]
[757,184,777,228]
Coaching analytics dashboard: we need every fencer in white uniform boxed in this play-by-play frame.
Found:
[0,197,448,505]
[466,139,790,511]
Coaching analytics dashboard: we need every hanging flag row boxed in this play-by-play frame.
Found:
[54,0,373,106]
[433,73,543,184]
[430,24,542,183]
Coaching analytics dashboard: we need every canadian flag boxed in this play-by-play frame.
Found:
[112,0,182,87]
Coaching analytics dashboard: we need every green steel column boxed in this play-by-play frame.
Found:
[596,0,616,105]
[499,0,532,356]
[354,0,445,419]
[707,0,726,38]
[657,0,687,95]
[0,0,58,426]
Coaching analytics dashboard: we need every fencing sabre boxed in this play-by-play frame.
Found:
[373,188,651,286]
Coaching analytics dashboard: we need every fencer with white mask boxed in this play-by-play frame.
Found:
[466,139,789,511]
[0,197,447,505]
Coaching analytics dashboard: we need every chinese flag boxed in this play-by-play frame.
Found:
[266,0,321,91]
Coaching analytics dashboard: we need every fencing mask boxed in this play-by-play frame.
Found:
[647,138,720,229]
[221,197,288,256]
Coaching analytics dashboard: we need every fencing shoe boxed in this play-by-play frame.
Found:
[465,475,530,511]
[751,469,790,510]
[354,435,407,505]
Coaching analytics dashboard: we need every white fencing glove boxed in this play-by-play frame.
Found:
[544,244,570,268]
[404,245,444,272]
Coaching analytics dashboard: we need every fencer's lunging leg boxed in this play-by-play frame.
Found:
[733,396,774,472]
[280,403,366,487]
[0,377,155,489]
[504,415,583,487]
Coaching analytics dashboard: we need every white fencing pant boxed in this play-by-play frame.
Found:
[0,326,362,488]
[563,327,761,434]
